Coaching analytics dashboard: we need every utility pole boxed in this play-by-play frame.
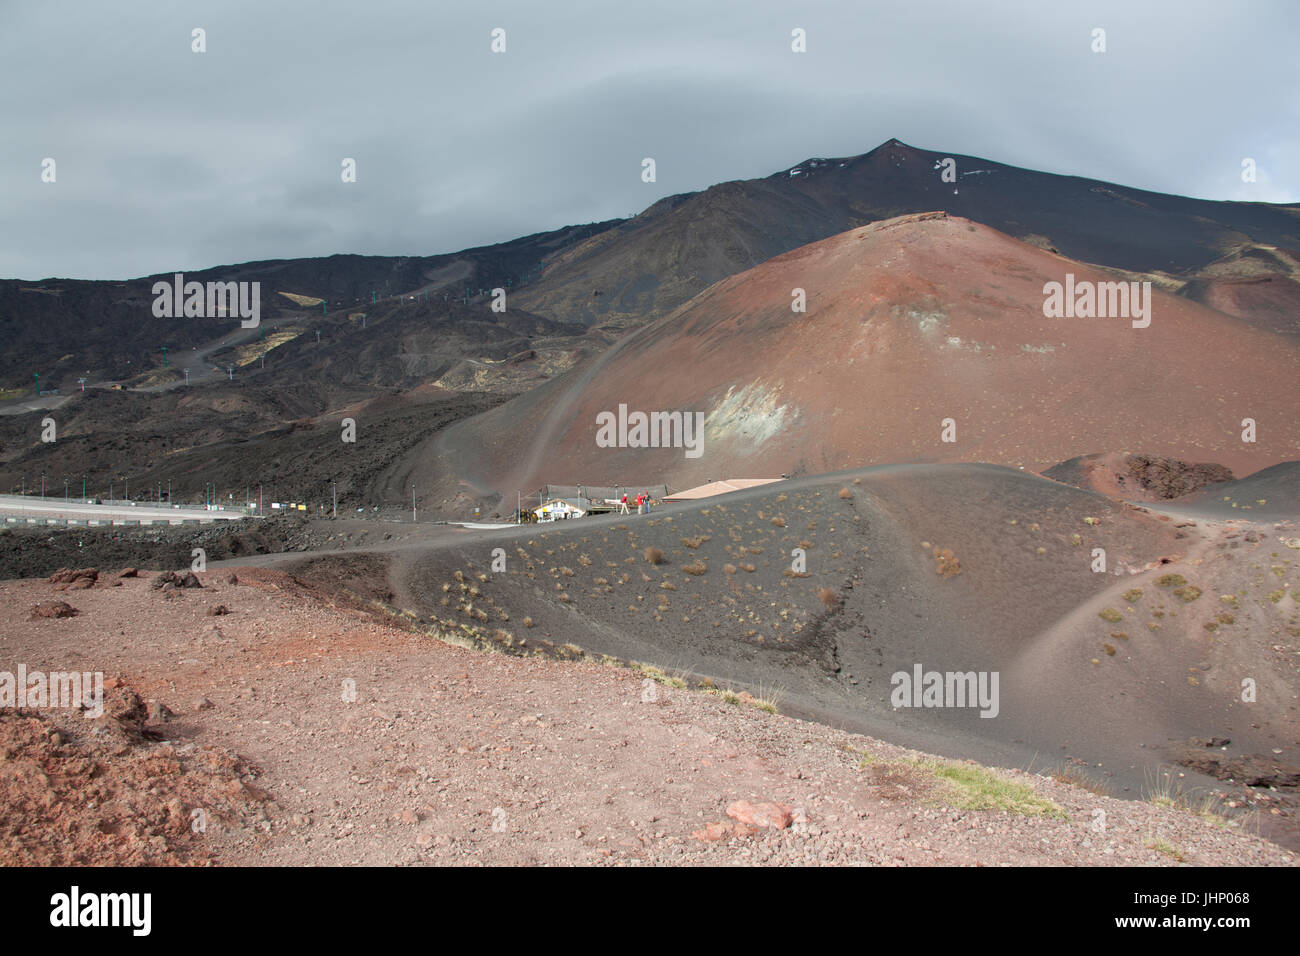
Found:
[161,346,168,368]
[517,490,521,525]
[77,377,86,392]
[183,368,190,386]
[109,479,113,503]
[333,481,337,518]
[322,301,327,317]
[412,486,416,523]
[33,372,40,397]
[41,475,45,499]
[226,366,234,381]
[260,353,265,369]
[258,484,263,516]
[82,476,86,501]
[125,477,129,500]
[316,330,321,343]
[168,479,172,503]
[64,477,68,503]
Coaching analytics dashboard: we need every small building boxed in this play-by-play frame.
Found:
[534,497,590,522]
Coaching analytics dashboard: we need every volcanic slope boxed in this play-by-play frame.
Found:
[512,138,1300,327]
[429,212,1300,508]
[390,463,1298,796]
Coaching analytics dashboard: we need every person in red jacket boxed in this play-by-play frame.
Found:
[636,492,645,515]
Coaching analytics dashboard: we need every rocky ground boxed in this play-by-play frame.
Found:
[0,565,1293,866]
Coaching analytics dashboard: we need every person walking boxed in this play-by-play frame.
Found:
[636,492,645,515]
[619,493,629,515]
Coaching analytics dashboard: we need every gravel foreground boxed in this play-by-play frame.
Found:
[1,567,1294,867]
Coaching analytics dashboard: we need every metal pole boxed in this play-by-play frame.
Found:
[258,484,262,516]
[333,482,337,518]
[412,486,416,523]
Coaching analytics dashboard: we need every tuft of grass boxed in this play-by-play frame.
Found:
[1172,585,1202,602]
[723,563,737,575]
[680,537,702,549]
[644,546,664,565]
[1050,765,1112,796]
[922,760,1066,818]
[1156,573,1186,588]
[838,487,853,500]
[682,560,707,576]
[1147,836,1187,862]
[1098,608,1123,623]
[1122,588,1143,603]
[817,586,838,607]
[771,516,786,527]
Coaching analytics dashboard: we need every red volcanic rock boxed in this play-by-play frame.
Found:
[29,601,79,619]
[726,800,794,829]
[47,568,98,591]
[691,820,757,842]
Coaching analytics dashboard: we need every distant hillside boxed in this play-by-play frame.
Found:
[0,220,620,390]
[513,138,1300,327]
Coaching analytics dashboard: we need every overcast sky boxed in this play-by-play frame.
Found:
[2,0,1296,280]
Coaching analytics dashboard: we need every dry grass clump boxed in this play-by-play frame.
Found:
[771,516,786,527]
[838,487,853,500]
[933,546,961,577]
[817,586,838,607]
[683,560,707,576]
[724,564,738,575]
[681,536,703,549]
[644,546,665,565]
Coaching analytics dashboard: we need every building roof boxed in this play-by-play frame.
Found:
[534,497,590,512]
[663,478,785,501]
